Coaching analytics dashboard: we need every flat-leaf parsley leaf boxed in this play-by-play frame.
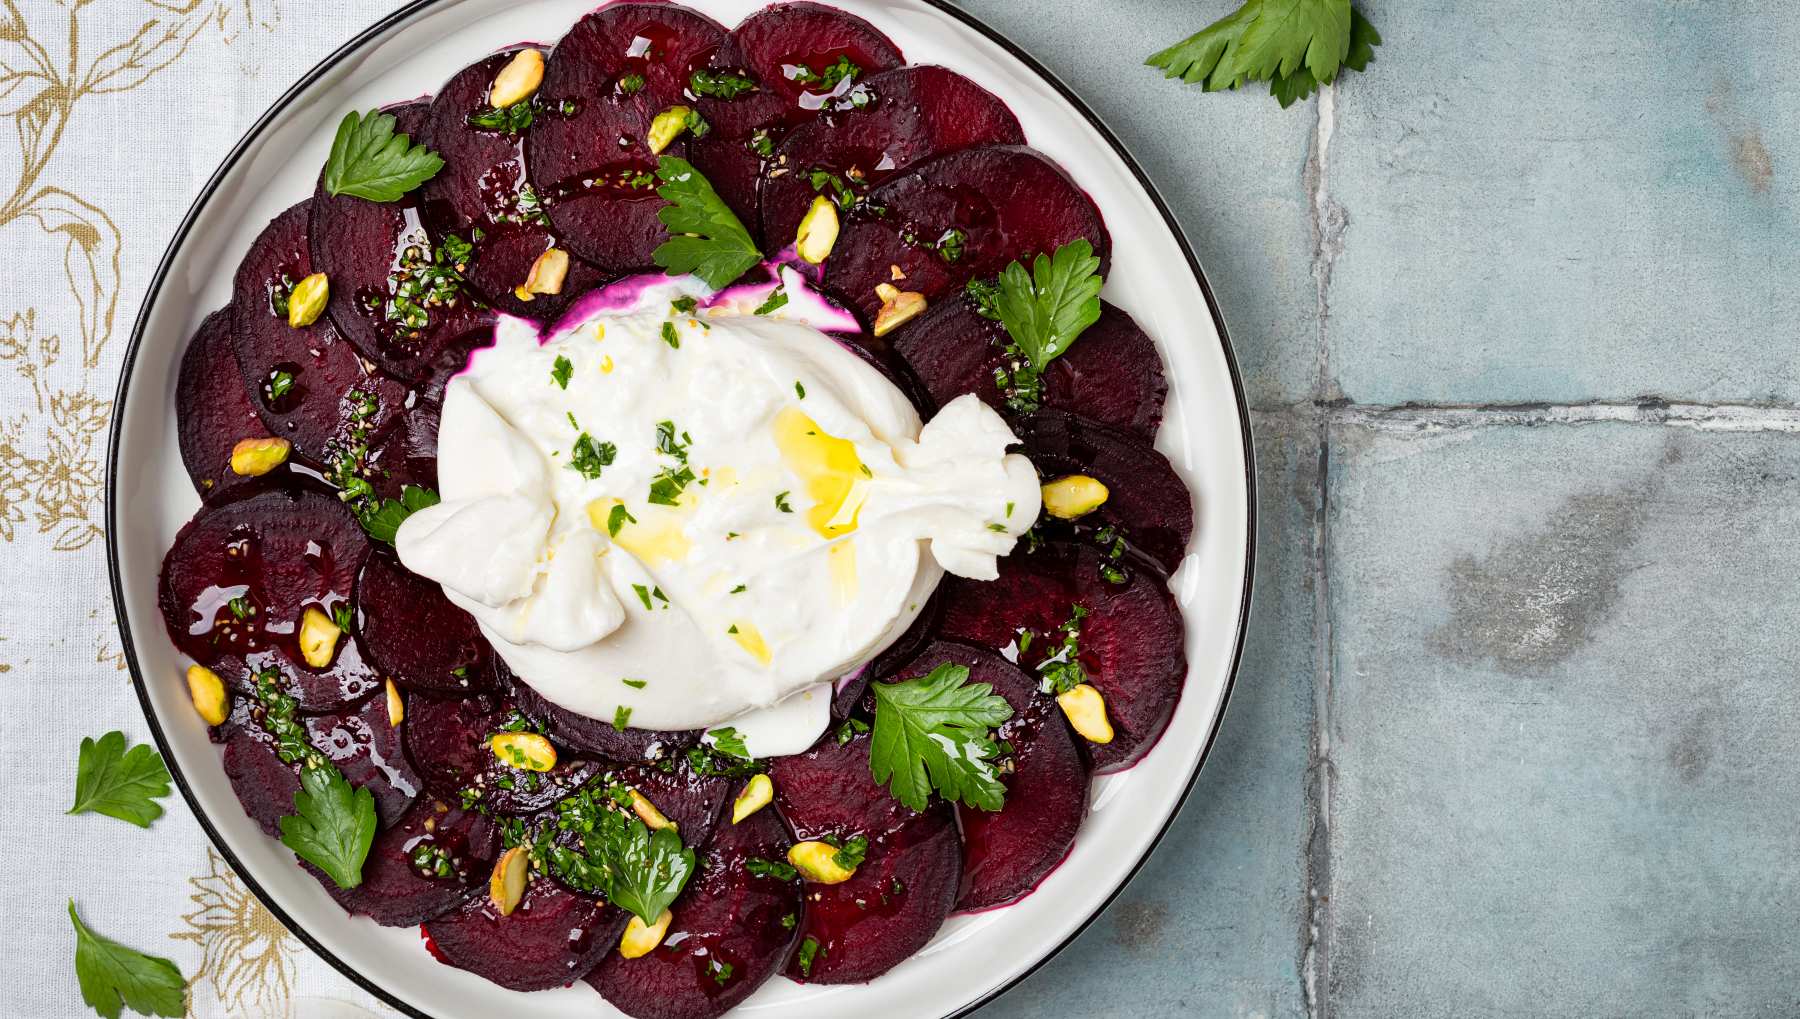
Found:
[322,108,445,202]
[990,239,1104,412]
[279,762,378,890]
[1146,0,1380,109]
[68,731,171,829]
[651,156,763,289]
[69,901,186,1019]
[868,663,1013,812]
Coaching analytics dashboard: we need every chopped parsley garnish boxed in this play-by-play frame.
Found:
[709,959,734,986]
[990,239,1105,414]
[794,381,806,399]
[528,780,697,924]
[1147,1,1382,109]
[623,678,648,689]
[332,603,353,631]
[747,857,798,881]
[652,156,763,289]
[511,183,551,226]
[796,936,821,977]
[383,234,472,337]
[727,624,739,634]
[656,421,690,462]
[648,466,697,505]
[551,354,573,389]
[868,663,1013,812]
[988,523,1008,532]
[707,727,750,760]
[618,73,647,95]
[834,717,870,745]
[749,128,776,158]
[965,277,1003,320]
[932,227,967,264]
[671,295,698,314]
[661,321,681,349]
[1037,604,1090,695]
[226,596,250,621]
[633,584,654,611]
[827,834,868,871]
[790,55,860,90]
[322,108,444,202]
[267,369,295,400]
[613,706,632,732]
[774,491,793,513]
[569,434,617,480]
[807,169,859,212]
[690,68,758,99]
[466,101,534,134]
[607,503,636,537]
[754,287,789,316]
[731,584,747,594]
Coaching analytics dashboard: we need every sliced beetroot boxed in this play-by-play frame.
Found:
[420,48,611,319]
[586,806,801,1019]
[220,690,418,837]
[768,729,918,841]
[610,762,731,851]
[423,876,622,991]
[230,202,410,460]
[937,540,1185,773]
[526,4,726,272]
[319,796,500,926]
[310,102,494,382]
[823,146,1110,330]
[1013,410,1193,576]
[403,692,599,814]
[891,298,1166,441]
[356,552,496,695]
[884,640,1086,910]
[178,308,275,499]
[158,484,369,665]
[760,65,1023,246]
[782,808,961,984]
[511,678,698,762]
[689,2,905,230]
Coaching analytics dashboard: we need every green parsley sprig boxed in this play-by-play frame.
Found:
[322,108,445,201]
[280,762,378,890]
[868,663,1014,812]
[70,901,187,1019]
[984,239,1105,414]
[69,731,171,829]
[651,156,764,289]
[1147,0,1381,109]
[358,484,440,545]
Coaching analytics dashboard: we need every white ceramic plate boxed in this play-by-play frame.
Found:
[106,2,1255,1016]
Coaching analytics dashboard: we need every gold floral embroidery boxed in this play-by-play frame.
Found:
[172,847,299,1018]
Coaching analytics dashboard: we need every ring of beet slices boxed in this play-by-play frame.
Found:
[511,677,698,762]
[403,691,599,815]
[937,540,1186,773]
[587,806,802,1019]
[420,49,612,319]
[177,308,276,499]
[1014,409,1194,577]
[891,297,1168,441]
[884,640,1087,911]
[822,145,1111,329]
[356,552,497,696]
[423,876,623,992]
[317,796,500,927]
[759,64,1023,247]
[219,689,419,837]
[526,4,726,273]
[229,202,410,460]
[310,101,494,382]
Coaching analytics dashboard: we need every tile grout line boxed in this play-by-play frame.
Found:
[1254,399,1800,433]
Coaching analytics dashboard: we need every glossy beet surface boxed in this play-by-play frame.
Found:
[760,64,1023,246]
[220,690,419,837]
[938,540,1186,773]
[423,876,623,991]
[891,297,1167,441]
[586,806,802,1019]
[318,796,500,926]
[886,641,1087,910]
[229,201,409,459]
[824,146,1111,329]
[511,677,699,762]
[421,48,612,319]
[356,552,498,696]
[403,691,599,814]
[769,729,920,840]
[177,308,274,499]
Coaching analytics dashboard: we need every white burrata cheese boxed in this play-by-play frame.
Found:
[396,276,1041,756]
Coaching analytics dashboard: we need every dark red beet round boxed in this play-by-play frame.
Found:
[356,552,497,696]
[158,486,374,707]
[420,48,612,318]
[937,540,1185,773]
[586,806,802,1019]
[612,761,731,852]
[310,102,495,382]
[220,690,418,838]
[689,2,905,230]
[823,146,1110,330]
[423,876,623,991]
[526,4,726,272]
[782,808,961,985]
[760,65,1023,246]
[768,730,918,841]
[884,640,1087,910]
[230,202,410,460]
[891,298,1167,441]
[317,795,500,926]
[178,308,276,499]
[512,678,698,762]
[1013,410,1193,577]
[403,692,599,814]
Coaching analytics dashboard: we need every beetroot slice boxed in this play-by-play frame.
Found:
[420,48,611,318]
[782,808,961,985]
[158,484,369,667]
[230,202,410,460]
[403,692,599,815]
[220,690,418,838]
[883,640,1087,910]
[823,146,1110,330]
[318,795,500,926]
[611,762,731,853]
[423,876,622,991]
[356,552,496,695]
[526,4,726,272]
[768,730,919,842]
[178,308,275,499]
[937,540,1185,773]
[310,102,495,382]
[1013,410,1193,577]
[760,65,1023,246]
[511,678,698,762]
[586,807,801,1019]
[891,298,1167,441]
[689,2,905,230]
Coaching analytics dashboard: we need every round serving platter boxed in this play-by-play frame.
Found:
[105,1,1256,1016]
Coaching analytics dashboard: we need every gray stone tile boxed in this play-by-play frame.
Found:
[981,411,1318,1018]
[950,1,1322,408]
[1328,1,1800,405]
[1324,419,1800,1017]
